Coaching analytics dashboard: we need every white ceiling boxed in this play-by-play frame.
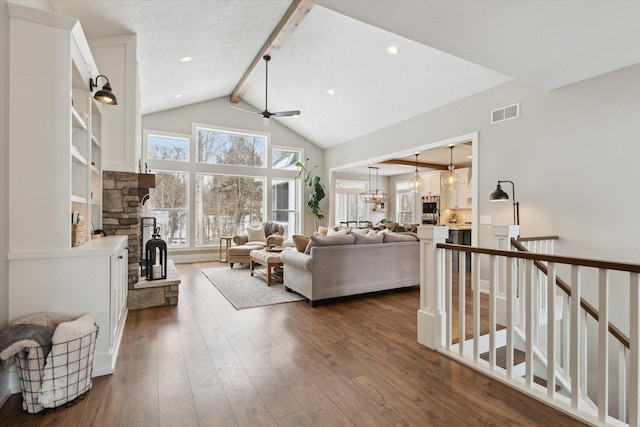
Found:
[44,0,640,154]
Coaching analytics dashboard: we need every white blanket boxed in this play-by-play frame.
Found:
[39,314,96,408]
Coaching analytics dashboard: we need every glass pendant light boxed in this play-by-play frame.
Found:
[408,153,425,193]
[441,145,458,191]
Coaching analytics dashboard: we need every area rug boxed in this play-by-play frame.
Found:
[201,266,305,310]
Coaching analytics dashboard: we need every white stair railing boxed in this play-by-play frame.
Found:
[417,225,640,426]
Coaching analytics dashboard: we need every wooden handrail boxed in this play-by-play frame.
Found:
[517,235,559,242]
[437,243,640,274]
[510,238,629,349]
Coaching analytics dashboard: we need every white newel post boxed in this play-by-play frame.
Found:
[492,225,520,325]
[417,225,449,349]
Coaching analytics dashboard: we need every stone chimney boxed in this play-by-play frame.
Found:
[102,171,140,286]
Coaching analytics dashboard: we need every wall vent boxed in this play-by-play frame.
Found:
[491,103,520,124]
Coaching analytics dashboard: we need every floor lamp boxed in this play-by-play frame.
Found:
[489,180,520,226]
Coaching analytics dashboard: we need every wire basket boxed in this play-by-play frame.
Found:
[15,324,99,413]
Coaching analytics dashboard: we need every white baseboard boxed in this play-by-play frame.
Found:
[0,365,22,408]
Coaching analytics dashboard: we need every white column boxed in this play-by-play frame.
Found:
[492,225,520,325]
[417,225,449,349]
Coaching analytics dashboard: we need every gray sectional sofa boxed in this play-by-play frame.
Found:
[280,232,420,306]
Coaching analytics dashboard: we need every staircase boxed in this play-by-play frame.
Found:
[417,225,640,426]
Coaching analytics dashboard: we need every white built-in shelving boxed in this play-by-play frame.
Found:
[7,2,126,377]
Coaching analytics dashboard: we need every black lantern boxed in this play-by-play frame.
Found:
[145,227,167,280]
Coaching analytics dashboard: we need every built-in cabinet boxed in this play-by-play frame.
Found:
[420,171,441,197]
[7,3,126,376]
[446,168,471,209]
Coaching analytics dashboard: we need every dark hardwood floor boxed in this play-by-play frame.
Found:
[0,262,584,426]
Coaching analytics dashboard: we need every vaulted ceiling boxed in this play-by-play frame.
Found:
[47,0,639,155]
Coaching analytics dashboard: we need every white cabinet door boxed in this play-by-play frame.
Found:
[110,245,128,352]
[446,171,470,209]
[421,171,441,196]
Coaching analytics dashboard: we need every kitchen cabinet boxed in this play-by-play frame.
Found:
[420,171,441,196]
[7,4,125,376]
[446,168,471,209]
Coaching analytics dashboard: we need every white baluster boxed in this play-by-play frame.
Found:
[547,262,557,398]
[473,253,481,362]
[506,257,516,379]
[445,249,452,351]
[619,345,628,423]
[598,268,609,422]
[571,265,582,411]
[525,259,534,387]
[459,251,466,357]
[489,254,497,369]
[563,293,570,372]
[629,272,640,425]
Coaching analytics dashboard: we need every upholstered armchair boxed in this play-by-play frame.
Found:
[227,222,285,267]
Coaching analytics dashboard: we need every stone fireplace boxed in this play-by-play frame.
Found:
[102,171,141,285]
[102,171,179,310]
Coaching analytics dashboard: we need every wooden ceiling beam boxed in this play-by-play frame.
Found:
[379,159,472,170]
[230,0,314,104]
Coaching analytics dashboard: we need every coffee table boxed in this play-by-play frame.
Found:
[249,249,284,286]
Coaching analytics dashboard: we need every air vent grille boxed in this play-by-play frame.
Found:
[491,103,520,124]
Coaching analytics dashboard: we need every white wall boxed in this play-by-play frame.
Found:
[141,96,324,236]
[325,65,640,330]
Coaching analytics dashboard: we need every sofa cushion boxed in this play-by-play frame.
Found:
[305,234,355,254]
[292,235,311,252]
[384,232,418,243]
[327,227,351,236]
[354,233,384,244]
[246,225,267,242]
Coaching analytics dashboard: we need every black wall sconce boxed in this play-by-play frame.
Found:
[490,180,520,226]
[89,75,118,105]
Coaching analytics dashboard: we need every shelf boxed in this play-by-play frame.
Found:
[91,133,101,147]
[71,146,88,165]
[71,106,88,130]
[71,194,88,204]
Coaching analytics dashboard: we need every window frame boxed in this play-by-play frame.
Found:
[143,126,303,252]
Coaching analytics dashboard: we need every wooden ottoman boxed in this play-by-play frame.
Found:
[249,248,285,286]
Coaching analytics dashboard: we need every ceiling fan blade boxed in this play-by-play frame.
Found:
[272,110,301,117]
[230,105,262,116]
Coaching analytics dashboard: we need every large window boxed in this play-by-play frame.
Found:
[196,174,264,245]
[144,127,301,249]
[272,178,299,238]
[148,134,189,162]
[147,171,189,246]
[396,181,415,223]
[196,126,265,167]
[335,179,368,223]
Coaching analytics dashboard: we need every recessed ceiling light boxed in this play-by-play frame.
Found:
[175,94,182,98]
[386,45,400,55]
[326,88,336,96]
[180,56,192,63]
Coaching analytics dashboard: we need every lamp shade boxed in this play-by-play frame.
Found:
[408,154,424,193]
[90,75,118,105]
[490,183,509,200]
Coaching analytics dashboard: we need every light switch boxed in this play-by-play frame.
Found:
[480,215,492,225]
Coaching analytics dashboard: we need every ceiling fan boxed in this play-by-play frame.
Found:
[231,55,301,126]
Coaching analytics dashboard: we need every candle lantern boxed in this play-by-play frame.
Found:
[145,227,167,280]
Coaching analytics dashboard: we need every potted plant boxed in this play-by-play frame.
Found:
[296,159,326,230]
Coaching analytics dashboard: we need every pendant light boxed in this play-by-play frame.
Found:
[360,166,387,203]
[441,145,458,191]
[408,153,425,193]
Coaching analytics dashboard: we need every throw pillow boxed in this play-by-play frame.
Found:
[246,225,267,243]
[304,234,356,254]
[327,227,351,236]
[317,226,329,236]
[351,228,369,235]
[354,233,384,244]
[292,235,311,252]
